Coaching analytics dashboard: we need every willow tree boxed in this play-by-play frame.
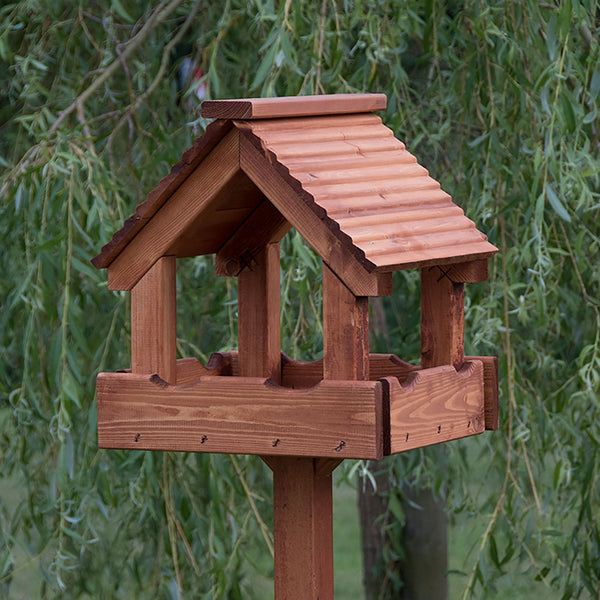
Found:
[1,1,599,599]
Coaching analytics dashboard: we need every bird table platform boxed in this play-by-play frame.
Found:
[92,93,498,599]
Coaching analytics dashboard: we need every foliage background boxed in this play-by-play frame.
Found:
[0,0,599,598]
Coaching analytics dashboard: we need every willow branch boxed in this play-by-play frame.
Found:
[49,0,184,133]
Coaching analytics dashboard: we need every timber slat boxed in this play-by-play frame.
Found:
[201,93,387,119]
[97,374,383,459]
[107,129,241,290]
[388,360,485,454]
[466,355,499,430]
[92,119,232,269]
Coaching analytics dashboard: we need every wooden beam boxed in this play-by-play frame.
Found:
[267,456,336,600]
[281,352,418,388]
[466,355,499,430]
[130,256,176,384]
[240,133,392,297]
[215,200,290,277]
[421,265,465,370]
[107,129,240,291]
[96,373,382,458]
[388,361,485,454]
[442,259,488,283]
[238,243,282,382]
[322,264,370,381]
[201,93,387,120]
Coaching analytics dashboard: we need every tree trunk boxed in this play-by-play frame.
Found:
[398,485,448,600]
[358,463,390,599]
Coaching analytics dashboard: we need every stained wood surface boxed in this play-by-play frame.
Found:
[130,257,176,384]
[92,119,232,269]
[421,265,465,370]
[174,356,231,385]
[322,264,370,381]
[215,199,290,277]
[95,101,496,288]
[466,355,499,430]
[201,93,387,119]
[443,259,488,283]
[265,456,334,600]
[241,114,497,273]
[280,353,418,388]
[240,132,392,297]
[388,361,485,454]
[96,374,383,459]
[107,128,240,290]
[238,243,282,382]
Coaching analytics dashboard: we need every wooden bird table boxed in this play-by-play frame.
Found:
[93,94,499,599]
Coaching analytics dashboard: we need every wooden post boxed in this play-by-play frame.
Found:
[421,265,464,370]
[237,243,281,382]
[306,263,368,599]
[396,265,465,600]
[130,256,177,384]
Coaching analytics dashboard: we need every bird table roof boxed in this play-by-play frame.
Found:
[93,94,497,293]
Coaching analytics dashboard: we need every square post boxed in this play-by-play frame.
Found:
[130,256,177,383]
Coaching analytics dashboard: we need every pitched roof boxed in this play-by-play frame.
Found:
[93,94,497,292]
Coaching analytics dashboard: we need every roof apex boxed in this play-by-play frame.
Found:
[201,93,386,120]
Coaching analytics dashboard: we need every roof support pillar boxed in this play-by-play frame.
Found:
[421,265,464,370]
[130,256,177,384]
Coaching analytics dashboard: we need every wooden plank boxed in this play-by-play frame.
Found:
[236,112,382,133]
[96,374,383,459]
[93,119,233,269]
[130,257,176,384]
[107,129,240,291]
[175,356,231,385]
[369,353,420,381]
[322,264,370,381]
[369,243,498,273]
[319,261,369,599]
[240,132,392,297]
[201,93,387,120]
[466,355,498,430]
[443,259,488,283]
[388,361,485,454]
[238,243,281,382]
[215,200,290,277]
[421,265,465,370]
[266,456,335,600]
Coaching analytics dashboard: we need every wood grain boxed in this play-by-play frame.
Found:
[421,265,465,370]
[240,132,392,297]
[443,259,488,283]
[466,355,498,430]
[268,456,335,600]
[388,360,485,454]
[130,256,176,384]
[175,356,231,385]
[93,119,233,269]
[201,93,387,119]
[96,374,383,459]
[238,243,282,382]
[243,113,497,272]
[322,264,370,381]
[107,128,240,290]
[215,199,290,277]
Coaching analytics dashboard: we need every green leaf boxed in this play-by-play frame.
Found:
[545,182,571,222]
[250,41,279,91]
[112,0,134,24]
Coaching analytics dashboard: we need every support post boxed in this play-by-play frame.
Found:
[396,265,465,600]
[130,256,177,383]
[421,265,464,370]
